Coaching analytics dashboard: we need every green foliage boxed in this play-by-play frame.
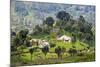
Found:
[50,43,56,48]
[18,29,29,46]
[11,10,95,65]
[55,46,62,58]
[35,25,42,32]
[61,47,66,54]
[59,29,65,35]
[41,46,49,56]
[41,25,52,35]
[50,32,56,39]
[56,11,70,21]
[13,37,20,47]
[19,29,29,39]
[43,17,54,26]
[71,36,77,43]
[29,48,34,61]
[26,35,32,40]
[68,48,77,56]
[25,40,31,47]
[29,48,34,55]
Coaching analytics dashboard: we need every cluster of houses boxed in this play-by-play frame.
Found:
[29,35,71,48]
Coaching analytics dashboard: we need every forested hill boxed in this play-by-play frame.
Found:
[11,1,95,31]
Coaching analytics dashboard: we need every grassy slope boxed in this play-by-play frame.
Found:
[11,33,95,66]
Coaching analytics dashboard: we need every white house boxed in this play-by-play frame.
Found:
[57,35,71,42]
[38,40,50,48]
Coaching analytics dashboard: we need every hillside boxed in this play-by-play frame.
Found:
[11,1,95,32]
[11,1,95,66]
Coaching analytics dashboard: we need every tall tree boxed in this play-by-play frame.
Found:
[17,29,29,53]
[44,17,54,26]
[19,29,29,39]
[56,11,70,21]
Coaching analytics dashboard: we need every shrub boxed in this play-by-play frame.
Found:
[50,43,56,48]
[55,46,62,58]
[68,48,77,56]
[61,47,66,52]
[41,46,49,56]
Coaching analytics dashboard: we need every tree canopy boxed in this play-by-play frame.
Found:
[43,17,54,26]
[56,11,70,21]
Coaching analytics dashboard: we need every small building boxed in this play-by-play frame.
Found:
[38,40,50,48]
[57,35,71,42]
